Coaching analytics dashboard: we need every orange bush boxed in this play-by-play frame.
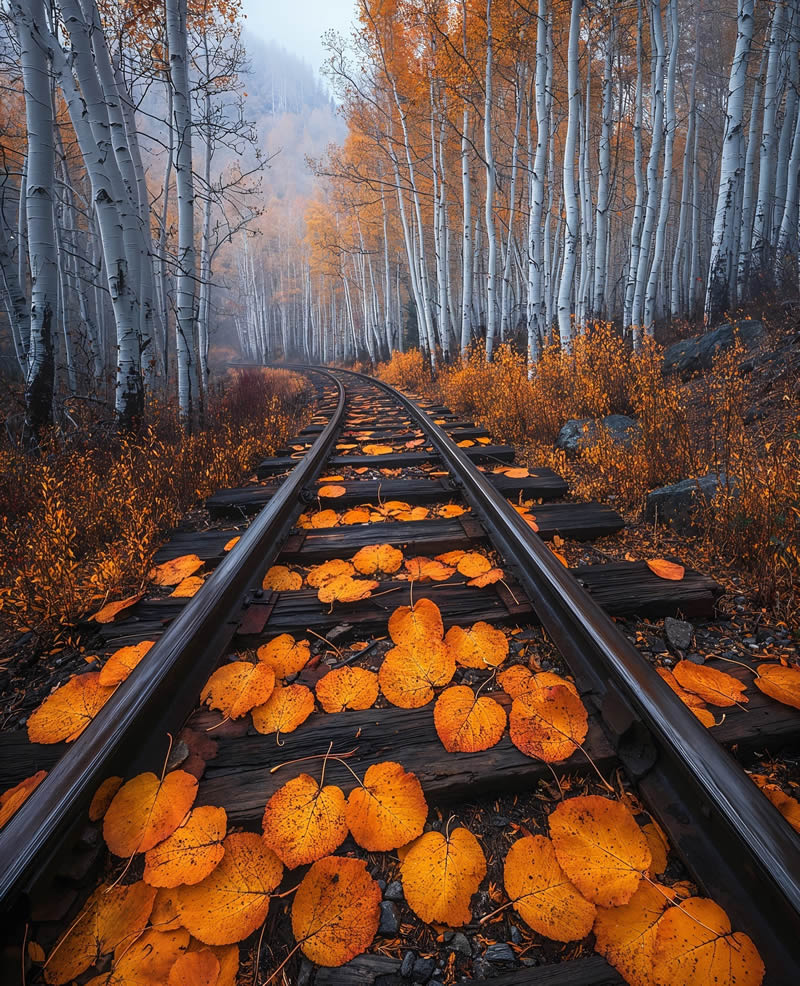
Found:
[0,369,310,640]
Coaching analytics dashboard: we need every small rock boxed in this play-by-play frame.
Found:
[385,880,404,901]
[472,957,492,979]
[555,415,640,456]
[485,943,516,964]
[450,933,471,957]
[663,320,763,379]
[490,815,511,828]
[509,925,522,945]
[297,959,314,986]
[664,617,693,651]
[166,739,190,771]
[412,957,436,981]
[379,901,400,935]
[376,878,386,891]
[400,951,416,978]
[645,473,736,535]
[685,652,705,665]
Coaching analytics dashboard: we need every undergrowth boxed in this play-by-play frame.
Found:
[378,323,799,615]
[0,369,310,642]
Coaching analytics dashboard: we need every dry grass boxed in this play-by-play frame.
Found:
[377,323,799,615]
[0,369,310,641]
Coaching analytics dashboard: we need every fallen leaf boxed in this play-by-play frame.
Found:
[672,660,748,707]
[505,467,530,478]
[594,881,674,985]
[90,592,144,623]
[341,508,371,524]
[643,819,670,876]
[750,774,800,833]
[256,635,310,678]
[316,667,379,713]
[468,567,505,587]
[754,663,800,710]
[509,684,588,762]
[457,552,492,578]
[200,661,275,719]
[170,576,204,598]
[88,776,123,822]
[252,683,315,735]
[27,673,115,744]
[143,806,227,887]
[150,554,204,586]
[262,565,303,591]
[311,509,339,528]
[379,641,455,708]
[401,827,486,925]
[437,504,467,518]
[363,444,393,455]
[262,773,348,867]
[85,927,188,986]
[434,686,506,752]
[186,942,238,986]
[549,795,651,907]
[352,543,403,575]
[389,598,444,648]
[346,761,427,851]
[504,835,596,942]
[652,897,764,986]
[292,857,380,966]
[646,559,685,581]
[103,770,198,857]
[318,485,347,498]
[99,641,155,687]
[43,882,156,985]
[151,889,182,931]
[0,770,47,829]
[167,950,219,986]
[176,833,283,945]
[307,559,355,587]
[223,537,240,552]
[404,557,455,582]
[445,622,508,669]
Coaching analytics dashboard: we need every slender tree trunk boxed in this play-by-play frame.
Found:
[592,9,614,323]
[557,0,582,347]
[484,0,498,360]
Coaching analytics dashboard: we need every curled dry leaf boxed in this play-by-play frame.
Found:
[311,509,339,528]
[549,795,651,907]
[436,550,465,566]
[0,770,46,829]
[292,857,381,967]
[201,661,275,719]
[170,576,204,598]
[143,805,227,887]
[405,557,455,582]
[176,832,283,945]
[99,641,155,687]
[88,776,123,822]
[434,686,506,752]
[643,818,670,877]
[346,761,428,851]
[672,660,748,708]
[504,835,596,942]
[468,567,505,587]
[509,684,588,762]
[656,667,707,709]
[262,773,348,867]
[352,543,404,576]
[318,574,378,604]
[499,668,579,701]
[262,565,303,591]
[646,558,685,581]
[316,667,378,713]
[43,881,156,985]
[103,770,198,857]
[593,881,674,986]
[505,467,529,479]
[252,683,315,735]
[223,536,240,552]
[457,552,492,578]
[90,591,144,623]
[754,663,800,710]
[750,774,800,833]
[27,673,115,744]
[256,634,310,678]
[401,827,487,925]
[150,554,204,586]
[379,641,455,708]
[85,928,189,986]
[652,897,764,986]
[186,941,238,986]
[167,949,220,986]
[445,622,509,669]
[307,558,355,588]
[389,597,444,648]
[342,508,371,525]
[318,485,347,498]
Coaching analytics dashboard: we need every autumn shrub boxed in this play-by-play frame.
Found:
[377,349,434,395]
[0,368,310,641]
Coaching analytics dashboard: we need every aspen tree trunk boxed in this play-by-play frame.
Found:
[671,5,700,318]
[751,2,786,277]
[484,0,498,360]
[197,26,214,396]
[16,0,57,437]
[500,69,523,343]
[623,0,646,330]
[631,0,665,343]
[737,42,767,300]
[166,0,197,425]
[643,0,679,333]
[592,10,614,323]
[460,106,473,357]
[772,11,799,245]
[527,0,549,365]
[774,88,800,275]
[0,213,30,371]
[557,0,582,347]
[705,0,755,324]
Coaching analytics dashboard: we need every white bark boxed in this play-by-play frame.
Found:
[592,11,614,322]
[557,0,582,346]
[484,0,498,359]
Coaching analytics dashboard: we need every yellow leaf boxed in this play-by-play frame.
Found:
[401,827,486,925]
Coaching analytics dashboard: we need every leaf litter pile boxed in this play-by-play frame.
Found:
[22,590,771,985]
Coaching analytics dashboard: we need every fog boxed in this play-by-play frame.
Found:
[240,0,357,74]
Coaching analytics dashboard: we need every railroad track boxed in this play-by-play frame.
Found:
[1,367,798,985]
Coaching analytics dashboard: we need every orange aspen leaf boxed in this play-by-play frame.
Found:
[252,683,315,735]
[433,686,506,752]
[150,554,204,586]
[256,634,310,678]
[346,761,427,851]
[143,806,227,887]
[27,673,115,744]
[0,770,47,829]
[103,770,198,857]
[99,641,155,687]
[262,773,348,867]
[754,663,800,709]
[401,827,486,925]
[316,667,378,713]
[200,661,275,719]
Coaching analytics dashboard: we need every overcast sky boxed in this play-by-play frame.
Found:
[240,0,357,74]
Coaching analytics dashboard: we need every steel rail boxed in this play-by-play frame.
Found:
[0,369,345,913]
[335,368,800,982]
